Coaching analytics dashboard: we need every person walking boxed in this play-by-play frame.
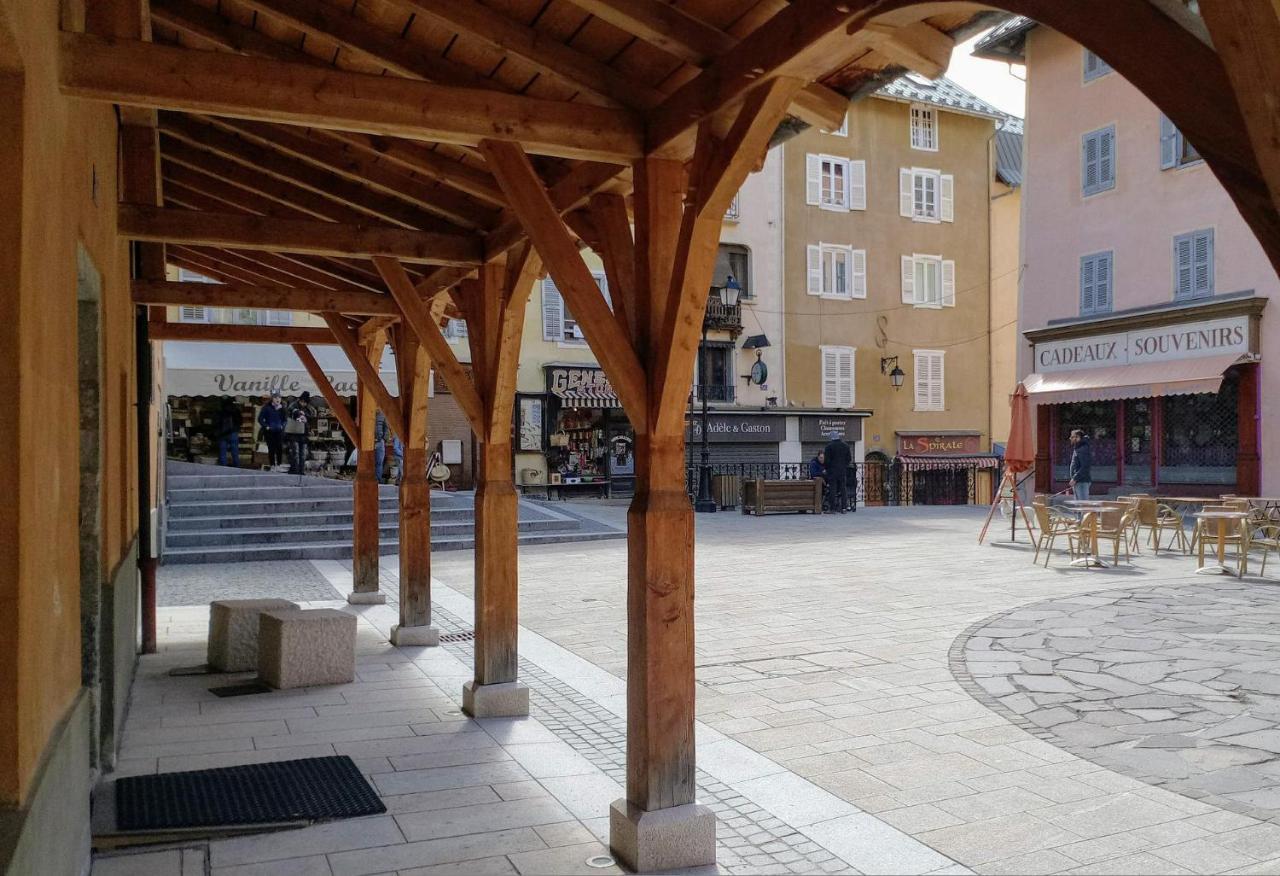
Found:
[214,397,242,467]
[1068,428,1093,500]
[823,431,852,513]
[373,410,398,484]
[257,390,287,469]
[285,391,317,475]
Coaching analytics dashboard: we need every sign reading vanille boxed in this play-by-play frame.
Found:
[1035,316,1251,374]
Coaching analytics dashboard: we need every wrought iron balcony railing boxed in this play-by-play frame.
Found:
[704,294,743,335]
[691,383,736,404]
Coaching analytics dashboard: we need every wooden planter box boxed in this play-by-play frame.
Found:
[741,478,823,515]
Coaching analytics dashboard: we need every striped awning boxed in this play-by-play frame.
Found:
[552,384,621,409]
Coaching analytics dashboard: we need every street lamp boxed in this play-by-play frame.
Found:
[694,277,741,513]
[880,356,906,390]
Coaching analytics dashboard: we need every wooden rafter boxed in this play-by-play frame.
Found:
[291,344,360,440]
[149,322,337,344]
[60,34,647,162]
[324,313,406,441]
[326,133,507,209]
[861,22,955,81]
[120,204,483,265]
[134,279,398,316]
[150,0,319,64]
[587,192,637,346]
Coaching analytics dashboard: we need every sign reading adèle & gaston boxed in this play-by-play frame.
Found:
[1035,316,1251,374]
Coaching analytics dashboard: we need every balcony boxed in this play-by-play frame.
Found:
[704,292,743,336]
[691,383,736,404]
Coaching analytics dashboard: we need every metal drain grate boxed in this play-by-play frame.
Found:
[439,630,476,643]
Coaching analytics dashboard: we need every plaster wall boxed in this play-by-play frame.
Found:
[989,175,1021,445]
[1020,27,1280,490]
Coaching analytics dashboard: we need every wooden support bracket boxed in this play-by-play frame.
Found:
[291,343,359,440]
[323,312,406,441]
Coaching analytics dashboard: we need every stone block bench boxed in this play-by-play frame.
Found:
[208,598,299,672]
[258,608,357,689]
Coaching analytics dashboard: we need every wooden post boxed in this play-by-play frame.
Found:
[350,331,387,604]
[1035,405,1052,494]
[1237,363,1260,496]
[391,326,438,645]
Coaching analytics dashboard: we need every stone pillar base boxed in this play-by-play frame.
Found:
[347,591,387,605]
[462,680,529,718]
[609,800,716,873]
[390,624,439,647]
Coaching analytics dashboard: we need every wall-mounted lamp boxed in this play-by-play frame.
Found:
[880,356,905,391]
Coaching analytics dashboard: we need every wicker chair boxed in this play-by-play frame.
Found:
[1094,508,1137,564]
[1248,525,1280,576]
[1135,498,1189,554]
[1191,504,1249,561]
[1032,500,1083,567]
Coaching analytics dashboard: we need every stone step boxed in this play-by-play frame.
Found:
[161,529,626,564]
[168,484,368,502]
[164,516,571,547]
[165,506,474,530]
[166,497,403,518]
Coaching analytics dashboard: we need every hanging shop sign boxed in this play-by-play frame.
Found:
[1035,315,1252,373]
[686,414,785,443]
[799,415,863,443]
[165,368,398,398]
[545,365,620,408]
[898,433,982,456]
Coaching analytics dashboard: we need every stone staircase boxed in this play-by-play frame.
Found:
[162,461,623,564]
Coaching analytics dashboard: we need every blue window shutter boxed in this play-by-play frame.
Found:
[1080,255,1095,314]
[1174,233,1194,300]
[1195,229,1214,297]
[1082,132,1097,195]
[1097,252,1113,312]
[1159,115,1178,169]
[1099,127,1115,190]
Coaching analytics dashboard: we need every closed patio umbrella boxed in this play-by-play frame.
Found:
[979,383,1037,543]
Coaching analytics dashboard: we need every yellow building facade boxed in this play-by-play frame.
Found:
[782,80,1003,460]
[989,119,1024,447]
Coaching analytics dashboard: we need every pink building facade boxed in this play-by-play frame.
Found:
[977,21,1276,496]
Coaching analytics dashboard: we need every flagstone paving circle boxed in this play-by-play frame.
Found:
[954,578,1280,823]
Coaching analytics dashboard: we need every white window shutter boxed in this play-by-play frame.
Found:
[821,347,838,407]
[840,159,853,211]
[807,244,822,296]
[940,174,954,222]
[1159,115,1178,169]
[899,168,913,218]
[851,249,867,299]
[838,349,854,407]
[913,351,930,410]
[848,160,866,211]
[930,354,945,409]
[179,305,207,323]
[594,273,612,310]
[806,154,821,206]
[901,255,915,303]
[942,260,956,307]
[541,278,564,341]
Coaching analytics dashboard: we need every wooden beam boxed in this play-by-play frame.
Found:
[479,140,648,426]
[587,192,638,346]
[60,33,646,163]
[324,313,406,441]
[148,322,338,343]
[327,132,507,208]
[150,0,319,64]
[861,22,954,81]
[134,279,398,315]
[396,0,663,110]
[119,205,483,265]
[291,344,359,440]
[375,257,485,435]
[352,329,384,596]
[482,160,628,260]
[564,0,846,130]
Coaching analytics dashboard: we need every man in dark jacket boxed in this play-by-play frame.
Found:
[284,391,317,474]
[808,451,826,510]
[1069,429,1093,500]
[215,397,242,467]
[257,390,287,469]
[823,432,852,513]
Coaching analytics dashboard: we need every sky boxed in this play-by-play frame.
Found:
[945,30,1027,119]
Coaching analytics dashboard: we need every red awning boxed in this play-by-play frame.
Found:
[1024,354,1247,405]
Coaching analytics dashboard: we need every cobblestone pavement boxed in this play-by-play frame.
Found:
[158,559,338,606]
[957,579,1280,824]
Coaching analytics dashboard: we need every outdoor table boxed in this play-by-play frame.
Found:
[1193,510,1250,576]
[1062,500,1114,567]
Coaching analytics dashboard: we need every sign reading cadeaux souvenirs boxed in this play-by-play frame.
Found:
[1035,316,1251,374]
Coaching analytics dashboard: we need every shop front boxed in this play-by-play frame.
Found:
[893,432,1000,505]
[162,341,397,475]
[527,364,634,498]
[1024,297,1266,496]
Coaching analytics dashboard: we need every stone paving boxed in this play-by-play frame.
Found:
[95,504,1280,875]
[957,579,1280,823]
[158,559,339,606]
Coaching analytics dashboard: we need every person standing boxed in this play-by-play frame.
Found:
[1068,428,1093,500]
[257,390,287,469]
[285,391,317,475]
[823,431,852,513]
[373,410,394,484]
[214,396,242,467]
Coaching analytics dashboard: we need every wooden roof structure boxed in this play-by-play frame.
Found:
[62,1,1280,869]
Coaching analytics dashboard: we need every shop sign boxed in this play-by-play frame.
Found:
[1036,316,1252,373]
[800,416,863,443]
[546,365,614,396]
[165,369,397,397]
[686,414,785,443]
[898,434,982,456]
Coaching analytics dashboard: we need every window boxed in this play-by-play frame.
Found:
[1173,229,1214,300]
[714,243,751,299]
[1080,251,1114,316]
[806,244,866,300]
[266,310,292,326]
[1082,126,1116,196]
[910,104,937,151]
[899,168,953,222]
[442,318,468,339]
[177,268,219,284]
[913,350,945,411]
[1083,49,1112,82]
[178,305,210,323]
[541,274,609,345]
[724,192,740,221]
[1159,114,1201,169]
[820,346,856,408]
[695,343,735,403]
[805,154,866,211]
[825,112,848,137]
[900,254,955,308]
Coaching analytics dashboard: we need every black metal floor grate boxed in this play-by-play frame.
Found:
[439,630,475,643]
[114,756,385,831]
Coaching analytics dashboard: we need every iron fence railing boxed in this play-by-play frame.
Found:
[684,459,998,509]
